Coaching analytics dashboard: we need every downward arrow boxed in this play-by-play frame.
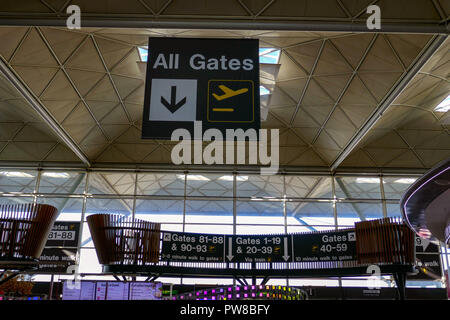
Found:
[161,86,187,113]
[227,237,234,261]
[282,237,290,261]
[418,238,430,252]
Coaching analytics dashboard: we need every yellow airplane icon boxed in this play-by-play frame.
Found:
[212,85,248,101]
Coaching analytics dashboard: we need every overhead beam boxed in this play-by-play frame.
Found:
[0,17,448,34]
[98,174,134,215]
[52,173,86,212]
[294,217,317,232]
[79,174,134,247]
[0,161,430,175]
[0,56,91,168]
[233,276,246,286]
[335,178,366,221]
[0,272,20,286]
[113,275,121,282]
[330,34,448,172]
[290,177,327,232]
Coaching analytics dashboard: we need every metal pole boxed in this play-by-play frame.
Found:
[49,274,54,300]
[233,172,237,287]
[379,175,388,218]
[283,174,289,287]
[33,169,41,205]
[332,174,338,229]
[182,171,187,232]
[132,172,138,221]
[444,244,450,297]
[181,172,187,286]
[75,171,89,265]
[332,175,343,294]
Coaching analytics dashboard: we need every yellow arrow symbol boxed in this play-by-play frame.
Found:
[212,85,248,101]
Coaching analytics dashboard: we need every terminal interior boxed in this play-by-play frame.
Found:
[0,0,449,300]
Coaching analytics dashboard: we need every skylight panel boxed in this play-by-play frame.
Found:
[434,95,450,112]
[260,86,270,95]
[259,48,280,64]
[138,47,148,62]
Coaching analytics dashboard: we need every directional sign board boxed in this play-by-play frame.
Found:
[409,236,442,281]
[226,235,292,263]
[45,221,80,247]
[38,248,77,272]
[414,236,440,253]
[142,37,260,139]
[161,231,226,262]
[160,232,291,263]
[160,230,358,264]
[292,230,357,262]
[38,221,80,272]
[411,253,443,280]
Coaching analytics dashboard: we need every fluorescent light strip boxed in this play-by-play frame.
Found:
[177,174,210,181]
[219,176,248,181]
[42,172,70,178]
[0,171,34,178]
[355,177,379,184]
[394,178,417,184]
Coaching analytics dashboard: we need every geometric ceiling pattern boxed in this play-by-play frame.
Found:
[0,25,448,171]
[2,0,450,171]
[262,32,437,167]
[0,66,80,163]
[342,38,450,168]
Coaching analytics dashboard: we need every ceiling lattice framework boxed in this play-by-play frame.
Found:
[342,38,450,168]
[0,25,448,169]
[0,67,80,163]
[0,0,448,33]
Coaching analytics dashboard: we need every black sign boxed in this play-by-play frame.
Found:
[142,37,260,139]
[161,231,226,262]
[415,236,440,253]
[160,230,359,263]
[410,236,442,281]
[292,230,357,262]
[226,235,291,263]
[37,221,80,272]
[45,221,80,248]
[38,248,77,272]
[410,253,443,281]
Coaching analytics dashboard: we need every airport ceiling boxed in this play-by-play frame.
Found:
[0,0,449,172]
